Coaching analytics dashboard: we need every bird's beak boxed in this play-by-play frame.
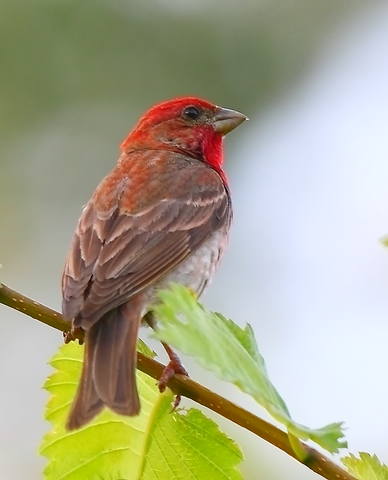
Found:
[213,106,248,135]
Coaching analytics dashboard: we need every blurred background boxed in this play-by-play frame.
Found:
[1,0,388,478]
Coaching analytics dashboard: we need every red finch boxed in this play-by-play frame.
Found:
[62,96,247,429]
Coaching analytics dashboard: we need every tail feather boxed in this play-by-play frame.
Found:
[66,302,141,430]
[66,325,104,430]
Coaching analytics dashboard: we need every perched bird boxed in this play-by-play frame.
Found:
[62,96,247,429]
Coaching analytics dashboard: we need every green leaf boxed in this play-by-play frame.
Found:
[380,235,388,248]
[342,453,388,480]
[153,284,346,453]
[40,341,243,480]
[142,408,242,479]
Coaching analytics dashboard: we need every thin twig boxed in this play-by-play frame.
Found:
[0,282,355,480]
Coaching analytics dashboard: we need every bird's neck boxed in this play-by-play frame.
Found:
[202,134,228,185]
[120,131,227,184]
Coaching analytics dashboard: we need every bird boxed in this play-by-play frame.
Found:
[61,96,247,430]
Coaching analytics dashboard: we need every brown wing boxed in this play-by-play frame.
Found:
[62,156,231,329]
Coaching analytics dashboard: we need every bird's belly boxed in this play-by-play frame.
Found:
[143,229,227,310]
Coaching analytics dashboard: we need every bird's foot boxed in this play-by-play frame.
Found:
[63,324,85,345]
[158,358,189,392]
[158,344,189,410]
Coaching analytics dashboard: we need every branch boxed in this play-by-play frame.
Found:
[0,282,355,480]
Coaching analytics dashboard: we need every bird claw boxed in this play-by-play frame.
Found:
[63,324,85,345]
[158,359,189,392]
[171,394,182,412]
[158,357,189,411]
[145,335,189,410]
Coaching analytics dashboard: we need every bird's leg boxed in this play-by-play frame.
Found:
[143,311,189,409]
[63,321,85,345]
[158,342,188,409]
[159,342,189,388]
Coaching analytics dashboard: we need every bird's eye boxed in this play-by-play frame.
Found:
[183,105,201,120]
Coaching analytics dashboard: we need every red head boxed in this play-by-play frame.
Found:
[121,97,247,182]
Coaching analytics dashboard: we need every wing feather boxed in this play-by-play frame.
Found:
[62,155,231,329]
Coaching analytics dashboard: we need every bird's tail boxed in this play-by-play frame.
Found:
[66,302,141,430]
